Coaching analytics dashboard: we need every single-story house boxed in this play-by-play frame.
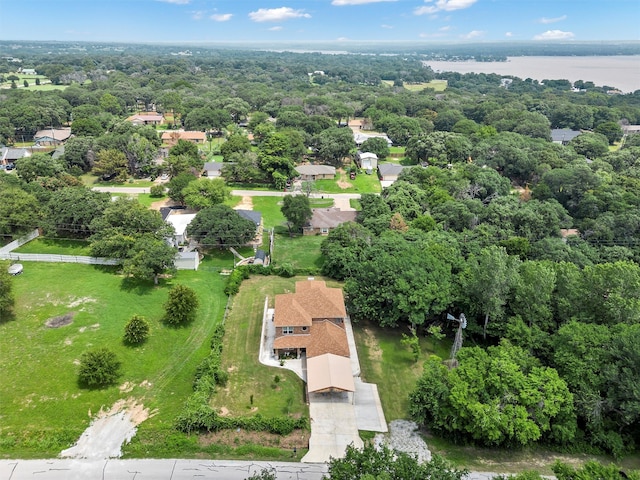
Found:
[622,125,640,135]
[356,151,378,171]
[551,129,581,145]
[164,211,197,247]
[303,208,357,236]
[295,164,336,181]
[175,251,200,270]
[161,130,207,146]
[0,146,30,166]
[273,280,349,360]
[33,127,72,146]
[126,113,164,126]
[21,68,37,75]
[203,162,224,178]
[353,132,392,147]
[378,163,405,187]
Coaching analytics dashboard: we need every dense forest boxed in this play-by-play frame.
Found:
[1,42,640,459]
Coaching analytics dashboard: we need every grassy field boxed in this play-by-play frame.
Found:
[315,170,381,194]
[13,238,92,256]
[271,232,324,271]
[0,260,228,458]
[353,320,451,422]
[403,80,448,92]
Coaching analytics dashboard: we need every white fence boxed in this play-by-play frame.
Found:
[0,229,40,254]
[0,252,120,265]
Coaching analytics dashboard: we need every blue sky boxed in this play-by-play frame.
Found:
[1,0,639,44]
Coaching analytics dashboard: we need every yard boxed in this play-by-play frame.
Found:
[315,169,381,194]
[0,260,228,458]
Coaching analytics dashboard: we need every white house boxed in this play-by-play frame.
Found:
[165,212,197,247]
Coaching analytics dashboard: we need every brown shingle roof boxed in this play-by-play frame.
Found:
[307,321,349,358]
[274,280,346,329]
[161,130,206,141]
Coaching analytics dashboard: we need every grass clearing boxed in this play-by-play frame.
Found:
[0,260,227,458]
[315,170,381,194]
[403,80,448,92]
[13,238,92,256]
[271,230,324,270]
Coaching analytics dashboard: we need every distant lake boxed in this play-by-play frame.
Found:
[423,56,640,93]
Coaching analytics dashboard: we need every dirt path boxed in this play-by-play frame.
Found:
[60,398,151,459]
[234,195,254,210]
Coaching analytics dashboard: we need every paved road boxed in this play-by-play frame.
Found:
[0,459,508,480]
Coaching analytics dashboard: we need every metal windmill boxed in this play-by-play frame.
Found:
[447,313,467,361]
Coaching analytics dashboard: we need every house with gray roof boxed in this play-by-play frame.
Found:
[203,161,225,178]
[378,163,405,187]
[295,164,336,180]
[551,129,581,145]
[0,146,30,166]
[303,208,357,236]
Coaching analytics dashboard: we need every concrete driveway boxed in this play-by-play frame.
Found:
[302,391,363,463]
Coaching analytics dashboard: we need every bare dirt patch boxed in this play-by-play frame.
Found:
[149,197,178,211]
[45,312,76,328]
[67,297,97,308]
[235,196,254,210]
[362,327,383,376]
[336,169,353,189]
[199,428,309,450]
[60,398,153,459]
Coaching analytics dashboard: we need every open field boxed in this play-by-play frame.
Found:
[0,260,227,458]
[381,80,448,92]
[315,170,381,194]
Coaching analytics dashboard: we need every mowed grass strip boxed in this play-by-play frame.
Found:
[315,171,381,194]
[0,262,227,458]
[13,238,93,256]
[210,276,308,418]
[271,232,324,271]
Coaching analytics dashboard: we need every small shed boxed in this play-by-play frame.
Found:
[357,151,378,170]
[175,251,199,270]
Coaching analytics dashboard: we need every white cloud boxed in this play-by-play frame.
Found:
[439,25,451,31]
[157,0,190,4]
[461,30,484,39]
[539,15,567,24]
[210,13,232,22]
[249,7,311,22]
[191,10,204,20]
[269,26,283,31]
[419,32,446,38]
[505,31,513,37]
[534,29,575,40]
[381,24,393,29]
[332,0,396,4]
[414,0,477,15]
[337,37,350,41]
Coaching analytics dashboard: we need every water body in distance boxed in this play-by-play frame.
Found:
[424,56,640,93]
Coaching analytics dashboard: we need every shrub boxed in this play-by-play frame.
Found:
[163,284,199,326]
[149,184,165,197]
[78,348,121,387]
[124,314,150,345]
[224,266,249,295]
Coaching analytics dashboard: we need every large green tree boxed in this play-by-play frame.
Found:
[187,204,257,249]
[182,178,229,210]
[281,194,312,236]
[410,342,576,447]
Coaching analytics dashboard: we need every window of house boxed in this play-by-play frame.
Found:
[283,326,294,334]
[321,228,329,234]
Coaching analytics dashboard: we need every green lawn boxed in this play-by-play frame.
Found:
[315,170,381,194]
[79,174,154,187]
[0,261,227,458]
[13,238,92,256]
[271,231,324,271]
[353,320,451,422]
[251,197,286,230]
